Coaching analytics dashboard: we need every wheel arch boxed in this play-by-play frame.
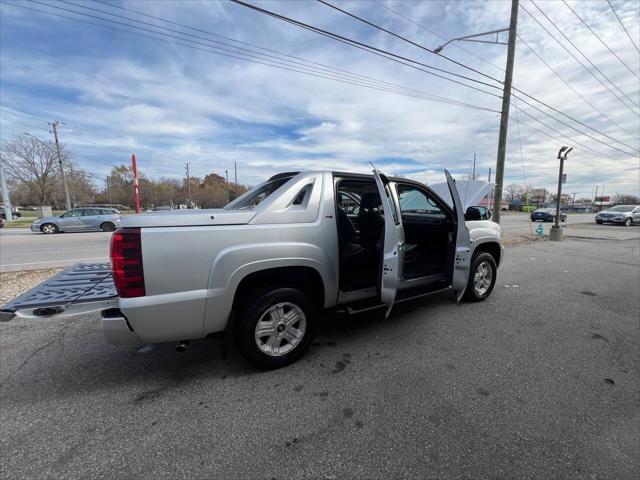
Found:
[202,242,337,335]
[472,240,502,266]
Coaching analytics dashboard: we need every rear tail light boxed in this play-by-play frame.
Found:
[110,227,145,298]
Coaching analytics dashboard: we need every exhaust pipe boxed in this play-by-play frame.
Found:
[176,340,190,353]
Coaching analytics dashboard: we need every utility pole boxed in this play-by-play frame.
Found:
[472,153,477,180]
[185,162,191,207]
[49,121,72,210]
[487,167,492,210]
[550,146,572,241]
[492,0,519,224]
[106,176,112,206]
[234,161,238,185]
[600,184,605,210]
[225,169,230,203]
[0,156,13,221]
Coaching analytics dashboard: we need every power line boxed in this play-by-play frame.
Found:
[18,0,499,112]
[227,0,505,97]
[607,0,640,55]
[512,104,639,166]
[371,0,505,74]
[316,0,637,153]
[59,0,497,110]
[526,1,639,113]
[520,2,638,117]
[230,0,639,156]
[561,0,639,80]
[516,35,632,136]
[324,0,638,153]
[316,0,504,86]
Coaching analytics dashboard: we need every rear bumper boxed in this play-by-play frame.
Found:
[101,309,141,345]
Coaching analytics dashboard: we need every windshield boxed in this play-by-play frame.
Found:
[607,205,635,212]
[224,176,292,210]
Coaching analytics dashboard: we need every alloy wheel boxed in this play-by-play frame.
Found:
[254,302,307,357]
[473,261,493,297]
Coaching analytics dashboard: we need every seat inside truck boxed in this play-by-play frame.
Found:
[335,177,455,292]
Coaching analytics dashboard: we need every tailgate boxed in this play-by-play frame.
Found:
[0,263,118,322]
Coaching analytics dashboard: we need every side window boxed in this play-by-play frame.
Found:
[61,209,82,218]
[82,209,95,216]
[396,184,442,215]
[292,184,313,206]
[338,192,360,215]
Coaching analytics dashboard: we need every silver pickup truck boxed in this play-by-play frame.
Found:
[1,168,502,368]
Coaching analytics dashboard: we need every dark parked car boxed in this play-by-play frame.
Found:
[0,209,22,219]
[531,208,566,222]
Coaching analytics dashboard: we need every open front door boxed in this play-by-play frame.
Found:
[445,170,472,302]
[372,167,405,317]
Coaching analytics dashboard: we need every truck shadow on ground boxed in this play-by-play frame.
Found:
[1,292,454,404]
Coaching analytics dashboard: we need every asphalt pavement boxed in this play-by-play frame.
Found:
[1,237,638,479]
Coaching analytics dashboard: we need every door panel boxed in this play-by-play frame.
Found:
[58,210,83,231]
[372,167,404,317]
[445,170,472,302]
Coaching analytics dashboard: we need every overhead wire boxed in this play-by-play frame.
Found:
[309,0,638,154]
[512,105,639,166]
[516,34,632,136]
[606,0,640,55]
[315,0,505,86]
[227,0,505,97]
[13,0,500,113]
[371,0,506,74]
[527,0,639,112]
[520,2,638,117]
[561,0,639,80]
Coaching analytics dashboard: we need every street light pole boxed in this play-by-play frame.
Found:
[492,0,519,224]
[550,146,572,241]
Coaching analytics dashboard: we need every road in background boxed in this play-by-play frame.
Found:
[0,229,110,272]
[1,237,638,479]
[501,213,640,240]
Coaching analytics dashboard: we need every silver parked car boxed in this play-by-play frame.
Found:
[595,205,640,227]
[31,208,121,234]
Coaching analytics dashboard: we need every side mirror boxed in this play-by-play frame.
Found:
[465,206,491,221]
[465,206,482,221]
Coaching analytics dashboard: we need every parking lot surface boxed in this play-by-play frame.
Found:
[1,236,638,479]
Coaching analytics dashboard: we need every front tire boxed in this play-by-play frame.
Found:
[41,223,58,234]
[234,287,316,369]
[100,222,116,232]
[464,252,497,302]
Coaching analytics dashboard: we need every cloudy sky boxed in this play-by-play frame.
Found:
[1,0,639,198]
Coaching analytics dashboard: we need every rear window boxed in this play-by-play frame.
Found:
[224,176,292,210]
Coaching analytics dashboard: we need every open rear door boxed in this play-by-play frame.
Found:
[445,170,472,302]
[372,166,405,317]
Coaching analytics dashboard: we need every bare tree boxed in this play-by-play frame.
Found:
[614,194,639,204]
[503,183,524,204]
[1,134,70,206]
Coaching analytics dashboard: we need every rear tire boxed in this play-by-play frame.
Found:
[234,287,316,369]
[41,223,58,234]
[100,222,116,232]
[464,252,497,302]
[625,218,632,227]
